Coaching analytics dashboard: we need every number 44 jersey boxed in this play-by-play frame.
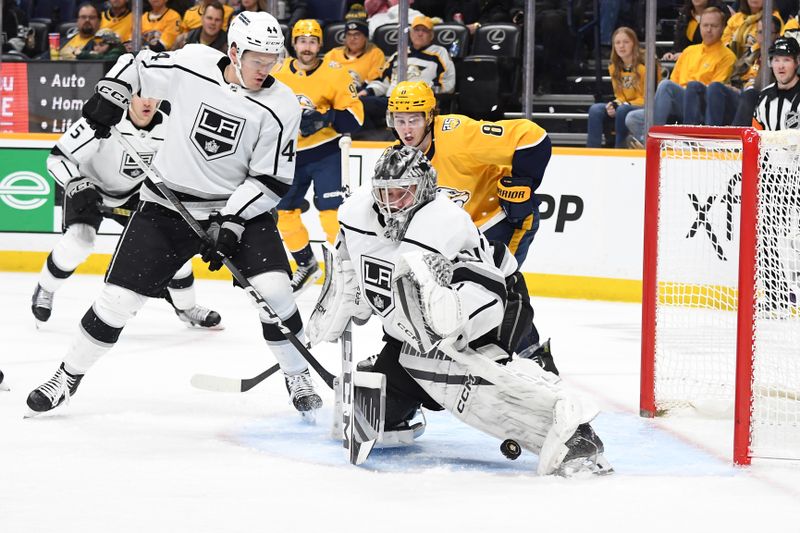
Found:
[102,44,302,221]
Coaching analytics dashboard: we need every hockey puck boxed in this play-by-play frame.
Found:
[500,439,521,460]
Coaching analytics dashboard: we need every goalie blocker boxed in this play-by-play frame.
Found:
[308,146,611,475]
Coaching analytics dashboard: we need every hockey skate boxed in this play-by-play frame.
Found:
[290,260,322,294]
[556,423,613,477]
[376,410,426,448]
[25,363,84,417]
[284,369,322,422]
[31,284,54,326]
[175,305,224,329]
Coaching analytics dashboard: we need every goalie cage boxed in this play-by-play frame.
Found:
[641,126,800,465]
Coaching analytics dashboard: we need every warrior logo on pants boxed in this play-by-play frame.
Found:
[362,255,394,317]
[190,104,245,161]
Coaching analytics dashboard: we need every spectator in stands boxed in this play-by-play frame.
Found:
[586,27,657,148]
[651,7,735,126]
[141,0,182,51]
[723,0,784,57]
[100,0,133,44]
[233,0,268,15]
[365,0,425,37]
[172,1,227,52]
[663,0,729,61]
[322,19,385,89]
[445,0,515,33]
[359,14,455,129]
[77,27,125,59]
[2,1,36,57]
[59,3,101,60]
[708,16,780,125]
[180,0,234,34]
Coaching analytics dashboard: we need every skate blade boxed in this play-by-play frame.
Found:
[24,408,45,419]
[299,408,318,425]
[556,453,614,478]
[184,322,225,331]
[293,270,322,296]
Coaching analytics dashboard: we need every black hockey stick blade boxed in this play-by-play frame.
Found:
[190,363,281,393]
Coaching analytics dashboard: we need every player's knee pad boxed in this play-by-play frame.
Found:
[172,259,193,281]
[51,223,97,272]
[319,209,340,245]
[249,271,299,325]
[92,283,148,329]
[276,209,310,252]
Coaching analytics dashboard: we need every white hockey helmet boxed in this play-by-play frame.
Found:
[372,145,438,241]
[227,12,284,87]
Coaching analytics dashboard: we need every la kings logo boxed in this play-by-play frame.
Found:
[191,104,245,161]
[120,152,154,180]
[361,255,394,317]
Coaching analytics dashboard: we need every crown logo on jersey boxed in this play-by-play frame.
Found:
[191,104,246,161]
[205,139,220,154]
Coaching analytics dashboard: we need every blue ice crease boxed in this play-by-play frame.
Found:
[235,410,737,477]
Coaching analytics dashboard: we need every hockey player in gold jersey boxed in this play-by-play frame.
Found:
[388,81,551,264]
[272,19,365,293]
[387,81,557,373]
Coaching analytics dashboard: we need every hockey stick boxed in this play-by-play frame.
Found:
[108,126,336,389]
[190,363,280,393]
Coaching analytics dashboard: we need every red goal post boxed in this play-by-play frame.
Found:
[640,125,800,466]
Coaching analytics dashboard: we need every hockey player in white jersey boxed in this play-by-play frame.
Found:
[31,95,222,329]
[309,146,611,476]
[26,12,322,419]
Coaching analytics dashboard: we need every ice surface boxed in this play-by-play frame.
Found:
[1,272,799,532]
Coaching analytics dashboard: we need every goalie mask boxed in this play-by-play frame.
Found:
[372,146,437,241]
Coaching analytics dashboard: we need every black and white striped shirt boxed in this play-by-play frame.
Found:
[752,80,800,131]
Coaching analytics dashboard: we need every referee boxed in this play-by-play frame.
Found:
[752,37,800,131]
[752,37,800,312]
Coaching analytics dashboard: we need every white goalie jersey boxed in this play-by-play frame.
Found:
[336,189,510,345]
[47,111,167,207]
[102,45,301,220]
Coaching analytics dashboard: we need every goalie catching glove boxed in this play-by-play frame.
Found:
[307,244,372,345]
[394,251,466,348]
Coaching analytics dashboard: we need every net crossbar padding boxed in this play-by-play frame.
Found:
[641,126,800,465]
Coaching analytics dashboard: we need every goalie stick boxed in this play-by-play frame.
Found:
[109,127,336,389]
[336,134,383,464]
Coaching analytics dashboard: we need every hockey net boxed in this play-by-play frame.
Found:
[641,126,800,465]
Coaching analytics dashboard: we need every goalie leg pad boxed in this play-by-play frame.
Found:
[399,340,598,474]
[308,244,370,345]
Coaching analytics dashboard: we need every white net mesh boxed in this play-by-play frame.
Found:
[653,130,800,460]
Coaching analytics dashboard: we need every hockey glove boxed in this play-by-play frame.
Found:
[497,176,534,225]
[201,214,245,272]
[300,109,333,137]
[82,78,131,139]
[65,178,102,215]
